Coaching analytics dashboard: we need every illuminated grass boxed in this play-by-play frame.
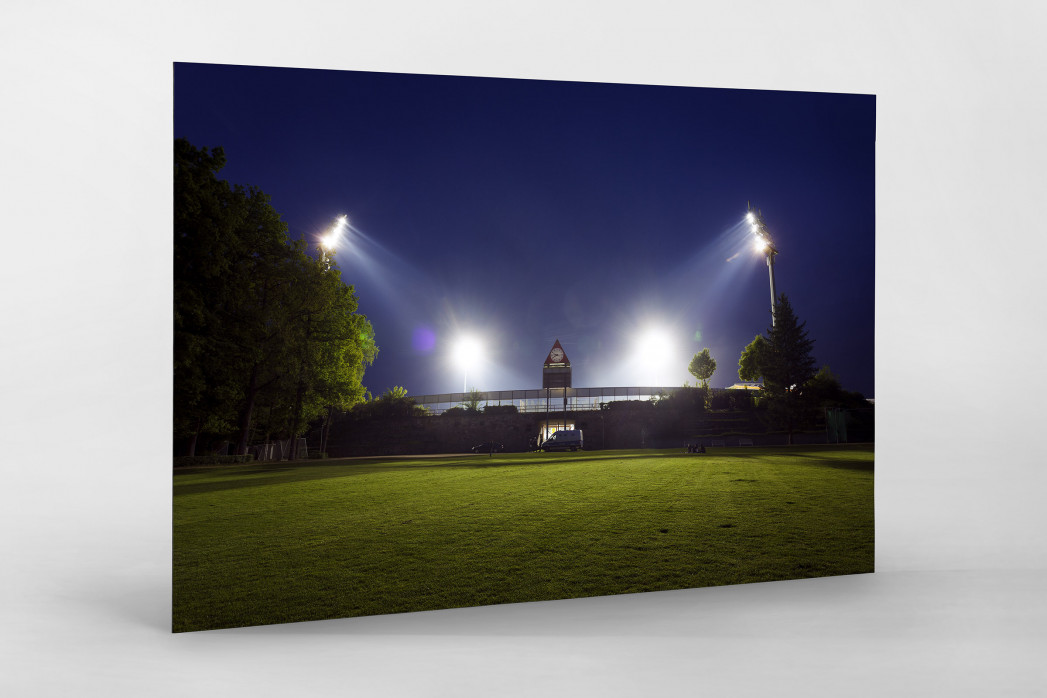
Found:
[173,446,873,632]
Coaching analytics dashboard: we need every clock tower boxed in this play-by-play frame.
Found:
[542,339,572,389]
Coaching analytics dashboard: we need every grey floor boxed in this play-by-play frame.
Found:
[5,567,1045,696]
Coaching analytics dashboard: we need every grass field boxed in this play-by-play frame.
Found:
[173,445,873,632]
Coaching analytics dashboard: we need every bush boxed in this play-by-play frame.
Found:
[653,387,707,413]
[441,406,482,417]
[709,391,732,410]
[173,454,254,468]
[351,397,428,420]
[483,404,518,415]
[600,399,656,413]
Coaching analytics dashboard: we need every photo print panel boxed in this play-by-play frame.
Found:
[173,63,875,632]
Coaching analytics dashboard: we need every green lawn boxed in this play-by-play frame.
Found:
[173,445,873,632]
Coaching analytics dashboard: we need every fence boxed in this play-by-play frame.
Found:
[407,386,682,415]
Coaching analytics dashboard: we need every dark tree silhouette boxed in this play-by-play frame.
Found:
[761,294,817,444]
[688,348,717,390]
[174,138,376,457]
[737,334,767,383]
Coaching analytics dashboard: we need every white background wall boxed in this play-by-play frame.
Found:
[2,2,1045,695]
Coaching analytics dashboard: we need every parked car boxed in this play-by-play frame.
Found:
[541,429,584,452]
[471,442,504,453]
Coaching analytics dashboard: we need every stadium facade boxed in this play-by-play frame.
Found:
[408,339,710,415]
[408,385,683,415]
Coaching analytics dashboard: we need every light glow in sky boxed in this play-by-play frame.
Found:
[628,326,684,385]
[175,65,875,397]
[451,335,484,392]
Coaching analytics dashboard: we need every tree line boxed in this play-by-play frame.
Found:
[174,139,377,457]
[688,294,867,442]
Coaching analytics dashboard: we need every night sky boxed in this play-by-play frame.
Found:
[174,63,875,398]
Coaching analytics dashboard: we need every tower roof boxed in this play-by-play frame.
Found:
[543,339,570,367]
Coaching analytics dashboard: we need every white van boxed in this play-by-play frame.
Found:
[542,429,584,452]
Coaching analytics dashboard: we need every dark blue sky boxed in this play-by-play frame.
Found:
[174,63,875,398]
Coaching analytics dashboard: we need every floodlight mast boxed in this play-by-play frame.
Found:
[747,203,779,326]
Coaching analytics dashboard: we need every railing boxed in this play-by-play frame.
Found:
[408,386,682,415]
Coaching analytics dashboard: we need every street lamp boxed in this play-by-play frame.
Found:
[747,204,779,326]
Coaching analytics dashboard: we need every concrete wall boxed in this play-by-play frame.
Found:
[322,406,852,457]
[325,412,544,457]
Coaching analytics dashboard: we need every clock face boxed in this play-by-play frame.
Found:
[549,347,564,362]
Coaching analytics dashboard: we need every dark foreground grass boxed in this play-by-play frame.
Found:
[173,445,873,631]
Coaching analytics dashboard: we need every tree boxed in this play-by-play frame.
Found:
[687,348,717,390]
[226,187,311,456]
[351,385,426,419]
[804,365,843,406]
[737,335,767,383]
[283,243,377,458]
[174,139,304,456]
[805,365,868,410]
[174,138,377,457]
[761,294,817,443]
[174,139,246,454]
[463,388,484,412]
[384,386,409,400]
[762,295,817,395]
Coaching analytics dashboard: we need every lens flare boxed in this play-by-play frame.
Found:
[412,326,436,353]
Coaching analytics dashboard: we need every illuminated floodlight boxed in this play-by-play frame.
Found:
[453,336,482,367]
[452,335,483,391]
[628,325,682,384]
[634,327,675,369]
[321,215,348,252]
[747,204,780,327]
